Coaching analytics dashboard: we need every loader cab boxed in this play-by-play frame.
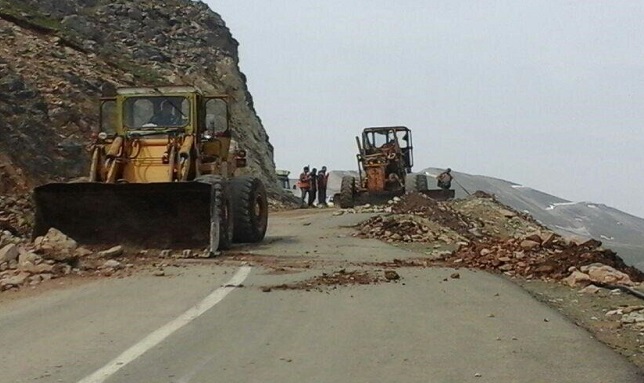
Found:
[124,96,190,129]
[121,94,193,133]
[89,86,241,184]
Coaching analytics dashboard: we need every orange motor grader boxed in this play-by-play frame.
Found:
[338,126,454,208]
[33,86,268,255]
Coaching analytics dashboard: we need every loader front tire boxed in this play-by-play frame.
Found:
[196,175,233,255]
[231,176,268,243]
[339,176,355,208]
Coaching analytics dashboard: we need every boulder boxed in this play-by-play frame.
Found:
[75,247,93,257]
[1,272,29,289]
[579,284,601,294]
[18,251,40,266]
[520,240,540,251]
[384,270,400,281]
[37,228,78,263]
[0,244,19,263]
[98,245,124,258]
[539,232,556,247]
[102,260,122,269]
[564,270,592,287]
[621,311,644,324]
[585,264,633,286]
[524,233,542,244]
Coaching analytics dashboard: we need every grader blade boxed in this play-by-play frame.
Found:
[33,182,216,249]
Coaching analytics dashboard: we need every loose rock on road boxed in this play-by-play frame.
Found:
[0,208,641,383]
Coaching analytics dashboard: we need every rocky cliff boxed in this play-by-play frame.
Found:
[0,0,277,192]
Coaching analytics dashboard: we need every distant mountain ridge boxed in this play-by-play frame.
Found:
[325,168,644,271]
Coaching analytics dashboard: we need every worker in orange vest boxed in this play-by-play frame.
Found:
[297,166,311,207]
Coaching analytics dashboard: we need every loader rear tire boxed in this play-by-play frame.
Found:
[339,176,355,208]
[231,176,268,243]
[405,174,428,193]
[196,175,233,254]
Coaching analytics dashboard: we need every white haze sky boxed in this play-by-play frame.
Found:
[208,0,644,218]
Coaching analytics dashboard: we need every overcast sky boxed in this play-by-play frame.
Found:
[208,0,644,218]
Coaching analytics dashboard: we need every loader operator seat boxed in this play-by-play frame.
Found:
[148,101,181,127]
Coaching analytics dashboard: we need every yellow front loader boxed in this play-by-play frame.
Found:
[33,86,268,255]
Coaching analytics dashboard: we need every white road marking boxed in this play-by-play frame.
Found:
[76,266,252,383]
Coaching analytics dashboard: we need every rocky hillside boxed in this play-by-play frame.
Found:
[0,0,277,192]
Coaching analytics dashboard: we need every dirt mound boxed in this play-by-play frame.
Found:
[390,193,475,238]
[446,234,644,283]
[357,193,643,284]
[472,190,495,199]
[264,269,389,292]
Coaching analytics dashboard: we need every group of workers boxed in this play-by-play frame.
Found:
[297,166,329,208]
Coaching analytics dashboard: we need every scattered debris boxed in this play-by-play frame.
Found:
[384,270,400,281]
[266,269,384,292]
[153,269,165,277]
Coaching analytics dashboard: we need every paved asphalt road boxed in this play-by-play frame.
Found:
[0,209,641,383]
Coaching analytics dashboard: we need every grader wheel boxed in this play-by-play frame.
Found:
[339,176,356,208]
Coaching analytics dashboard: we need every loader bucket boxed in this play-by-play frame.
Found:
[33,182,216,250]
[419,189,455,201]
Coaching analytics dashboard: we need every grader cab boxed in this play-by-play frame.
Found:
[33,86,268,255]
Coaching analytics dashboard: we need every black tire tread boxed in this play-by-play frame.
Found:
[339,176,355,208]
[195,175,232,253]
[231,176,268,243]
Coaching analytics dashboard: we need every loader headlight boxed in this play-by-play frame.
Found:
[237,150,247,157]
[98,132,108,140]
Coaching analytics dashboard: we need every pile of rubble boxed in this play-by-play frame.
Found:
[446,233,643,283]
[264,268,399,292]
[606,305,644,329]
[357,214,464,244]
[0,228,140,291]
[0,194,33,237]
[334,203,394,215]
[356,192,644,286]
[391,193,471,232]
